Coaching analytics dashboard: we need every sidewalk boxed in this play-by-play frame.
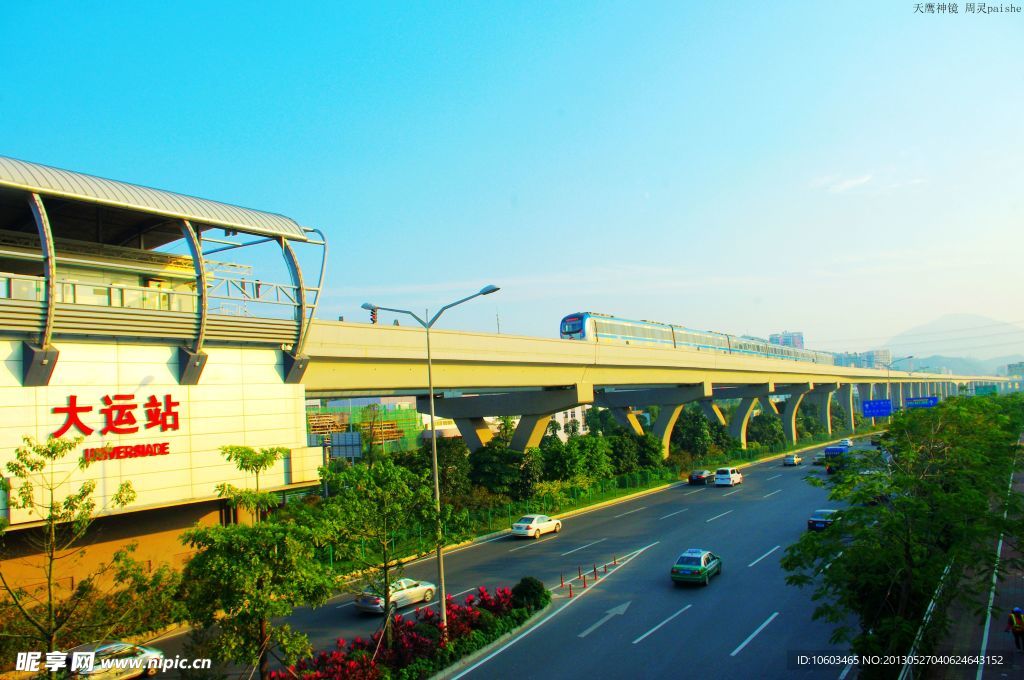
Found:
[930,456,1024,679]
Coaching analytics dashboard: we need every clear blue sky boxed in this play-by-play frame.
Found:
[2,2,1021,356]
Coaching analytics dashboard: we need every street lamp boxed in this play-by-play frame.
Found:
[361,284,500,639]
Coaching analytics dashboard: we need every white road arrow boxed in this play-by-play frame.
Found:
[578,601,632,638]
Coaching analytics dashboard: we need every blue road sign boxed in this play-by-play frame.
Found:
[862,399,893,417]
[906,397,939,408]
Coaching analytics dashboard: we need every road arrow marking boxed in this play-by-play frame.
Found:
[578,601,631,638]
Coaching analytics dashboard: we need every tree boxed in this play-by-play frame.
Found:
[635,433,664,468]
[607,434,640,475]
[180,522,334,680]
[469,440,523,497]
[548,435,613,482]
[584,407,622,437]
[747,412,785,448]
[214,445,288,522]
[781,395,1024,672]
[545,419,562,439]
[320,460,440,645]
[182,443,332,680]
[395,438,472,504]
[0,436,140,657]
[494,416,516,445]
[563,419,581,438]
[517,448,545,500]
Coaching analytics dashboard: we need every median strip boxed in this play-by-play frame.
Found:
[632,604,692,644]
[730,611,779,656]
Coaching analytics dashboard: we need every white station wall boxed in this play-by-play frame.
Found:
[0,339,320,526]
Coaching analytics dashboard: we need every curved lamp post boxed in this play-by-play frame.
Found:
[361,284,499,638]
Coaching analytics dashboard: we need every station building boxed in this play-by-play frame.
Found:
[0,155,326,585]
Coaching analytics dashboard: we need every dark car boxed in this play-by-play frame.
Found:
[807,509,839,531]
[688,470,715,485]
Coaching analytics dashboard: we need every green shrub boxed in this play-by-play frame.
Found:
[475,608,499,635]
[511,576,549,611]
[413,622,442,644]
[397,657,436,680]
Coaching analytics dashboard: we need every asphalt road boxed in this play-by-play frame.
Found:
[156,444,860,678]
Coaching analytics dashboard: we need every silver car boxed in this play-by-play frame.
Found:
[65,641,163,678]
[353,577,436,613]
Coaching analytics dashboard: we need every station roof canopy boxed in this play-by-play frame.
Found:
[0,155,309,249]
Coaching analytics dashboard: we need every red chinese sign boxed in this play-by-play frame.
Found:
[52,394,181,438]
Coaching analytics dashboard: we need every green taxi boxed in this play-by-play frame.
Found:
[670,548,722,586]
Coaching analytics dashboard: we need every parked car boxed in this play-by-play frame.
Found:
[688,469,715,485]
[783,454,803,466]
[511,514,561,538]
[65,641,164,678]
[807,509,840,531]
[714,467,743,487]
[838,438,854,447]
[670,548,723,586]
[354,578,436,613]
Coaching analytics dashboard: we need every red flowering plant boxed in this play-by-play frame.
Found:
[268,636,380,680]
[471,586,514,616]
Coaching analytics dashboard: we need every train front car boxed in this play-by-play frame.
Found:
[560,313,588,340]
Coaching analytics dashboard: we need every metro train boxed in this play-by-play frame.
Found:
[558,312,836,365]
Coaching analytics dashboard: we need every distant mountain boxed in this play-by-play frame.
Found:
[907,355,1024,376]
[886,314,1024,362]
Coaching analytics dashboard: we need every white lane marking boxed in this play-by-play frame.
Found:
[976,470,1014,680]
[450,542,660,680]
[659,508,688,520]
[748,545,781,567]
[632,604,692,644]
[723,489,741,497]
[705,510,733,523]
[763,490,781,498]
[509,535,558,552]
[336,601,354,609]
[730,611,779,656]
[560,538,607,557]
[766,474,782,481]
[614,506,647,518]
[839,663,854,679]
[684,488,705,496]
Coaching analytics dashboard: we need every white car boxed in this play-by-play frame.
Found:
[838,438,854,447]
[714,467,743,486]
[784,454,802,466]
[511,514,561,538]
[354,578,436,613]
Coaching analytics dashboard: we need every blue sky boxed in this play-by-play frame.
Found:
[2,2,1021,356]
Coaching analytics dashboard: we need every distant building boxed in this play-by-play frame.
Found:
[834,352,862,368]
[769,331,805,349]
[860,349,893,370]
[1008,362,1024,377]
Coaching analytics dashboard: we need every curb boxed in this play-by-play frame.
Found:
[427,601,553,680]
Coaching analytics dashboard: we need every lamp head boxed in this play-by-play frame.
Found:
[479,284,500,296]
[361,302,377,311]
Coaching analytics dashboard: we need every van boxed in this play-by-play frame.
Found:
[715,467,743,487]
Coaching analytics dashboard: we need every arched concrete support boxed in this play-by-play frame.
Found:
[423,383,594,451]
[728,397,760,449]
[892,382,904,410]
[610,407,645,436]
[856,383,875,426]
[454,417,493,451]
[805,383,838,435]
[511,414,552,452]
[699,400,727,427]
[773,384,813,445]
[836,383,855,431]
[651,404,685,458]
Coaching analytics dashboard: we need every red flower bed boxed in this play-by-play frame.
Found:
[270,585,532,680]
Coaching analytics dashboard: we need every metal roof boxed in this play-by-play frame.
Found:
[0,155,308,242]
